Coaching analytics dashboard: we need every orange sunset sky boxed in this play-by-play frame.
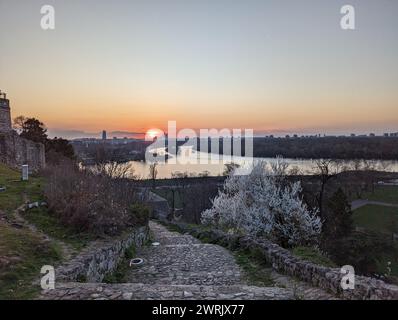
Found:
[0,0,397,138]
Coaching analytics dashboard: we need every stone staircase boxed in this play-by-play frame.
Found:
[41,221,335,300]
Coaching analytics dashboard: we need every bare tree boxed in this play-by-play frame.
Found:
[361,159,377,172]
[43,161,143,236]
[92,161,135,179]
[377,160,391,172]
[270,155,289,177]
[288,165,302,176]
[13,115,26,133]
[351,159,362,171]
[171,171,189,179]
[89,143,136,179]
[313,159,342,218]
[149,162,158,186]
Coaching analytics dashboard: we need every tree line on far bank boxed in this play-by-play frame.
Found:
[204,136,398,160]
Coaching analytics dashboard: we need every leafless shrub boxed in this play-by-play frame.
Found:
[270,155,289,177]
[288,165,302,176]
[171,171,189,179]
[43,161,148,236]
[92,161,136,179]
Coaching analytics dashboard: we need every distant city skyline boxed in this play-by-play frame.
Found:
[51,128,398,140]
[1,0,397,138]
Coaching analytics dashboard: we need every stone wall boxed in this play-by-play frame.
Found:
[171,223,398,300]
[0,98,11,132]
[0,131,45,172]
[0,95,45,172]
[56,226,149,283]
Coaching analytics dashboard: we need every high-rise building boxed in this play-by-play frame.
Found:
[102,130,107,140]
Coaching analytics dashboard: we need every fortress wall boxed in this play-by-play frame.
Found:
[0,131,45,172]
[0,98,12,132]
[0,94,45,172]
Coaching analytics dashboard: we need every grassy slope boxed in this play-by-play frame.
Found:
[0,222,62,299]
[362,185,398,205]
[0,164,93,298]
[353,204,398,234]
[0,164,63,299]
[22,207,94,251]
[1,164,92,249]
[353,204,398,278]
[291,247,336,268]
[0,164,43,215]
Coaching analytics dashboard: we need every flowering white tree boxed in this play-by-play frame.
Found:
[201,161,322,247]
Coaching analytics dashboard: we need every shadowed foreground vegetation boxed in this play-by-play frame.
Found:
[0,222,62,299]
[0,162,150,299]
[362,186,398,205]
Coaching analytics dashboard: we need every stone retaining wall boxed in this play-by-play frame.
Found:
[171,223,398,300]
[56,226,149,283]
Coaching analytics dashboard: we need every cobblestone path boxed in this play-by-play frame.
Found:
[124,222,242,286]
[41,221,335,300]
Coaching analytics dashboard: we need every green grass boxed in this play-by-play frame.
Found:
[362,185,398,205]
[0,222,62,299]
[353,204,398,235]
[0,163,96,298]
[22,207,94,251]
[1,163,93,250]
[0,164,63,299]
[353,204,398,279]
[291,247,337,268]
[374,251,398,280]
[103,245,137,283]
[234,250,274,287]
[102,232,154,284]
[0,164,44,215]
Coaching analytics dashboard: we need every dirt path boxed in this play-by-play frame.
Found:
[351,199,398,210]
[12,200,76,261]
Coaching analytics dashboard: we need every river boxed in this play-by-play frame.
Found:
[124,150,398,179]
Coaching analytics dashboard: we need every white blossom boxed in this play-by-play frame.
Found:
[201,161,322,247]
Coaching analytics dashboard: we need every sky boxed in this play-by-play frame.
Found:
[0,0,397,138]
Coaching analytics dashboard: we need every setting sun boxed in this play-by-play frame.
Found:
[145,128,163,140]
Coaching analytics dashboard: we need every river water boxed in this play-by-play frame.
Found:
[125,151,398,179]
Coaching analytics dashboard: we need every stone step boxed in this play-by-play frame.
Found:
[126,270,242,285]
[41,282,294,300]
[126,243,242,285]
[152,234,201,245]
